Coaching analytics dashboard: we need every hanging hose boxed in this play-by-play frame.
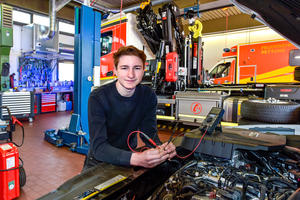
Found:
[11,117,25,148]
[0,106,25,147]
[119,0,124,47]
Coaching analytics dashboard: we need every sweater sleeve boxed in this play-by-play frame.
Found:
[88,93,132,166]
[139,90,161,146]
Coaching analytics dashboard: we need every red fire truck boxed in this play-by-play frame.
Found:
[99,13,155,82]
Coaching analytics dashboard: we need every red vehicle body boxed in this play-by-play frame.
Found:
[0,143,20,200]
[209,40,298,85]
[100,14,154,83]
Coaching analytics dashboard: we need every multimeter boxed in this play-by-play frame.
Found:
[199,107,225,135]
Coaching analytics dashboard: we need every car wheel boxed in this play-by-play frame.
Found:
[241,99,300,123]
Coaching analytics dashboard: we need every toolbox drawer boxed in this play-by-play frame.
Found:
[41,93,56,113]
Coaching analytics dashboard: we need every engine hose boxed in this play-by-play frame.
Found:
[277,190,293,200]
[267,177,297,190]
[180,160,198,172]
[181,183,198,193]
[242,177,270,200]
[245,181,266,200]
[12,125,25,147]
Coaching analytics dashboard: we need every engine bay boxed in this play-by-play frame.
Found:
[149,147,299,200]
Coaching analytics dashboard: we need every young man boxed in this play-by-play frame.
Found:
[83,45,176,170]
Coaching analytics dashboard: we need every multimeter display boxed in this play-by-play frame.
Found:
[200,107,224,135]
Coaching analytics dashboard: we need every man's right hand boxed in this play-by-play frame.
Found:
[130,147,169,168]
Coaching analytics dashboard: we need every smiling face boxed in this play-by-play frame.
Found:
[114,55,144,97]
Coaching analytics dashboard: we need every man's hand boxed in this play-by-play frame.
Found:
[130,148,168,168]
[160,142,177,160]
[130,142,177,168]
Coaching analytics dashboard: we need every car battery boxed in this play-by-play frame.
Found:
[0,143,20,200]
[165,52,178,82]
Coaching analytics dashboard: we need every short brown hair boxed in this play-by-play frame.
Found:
[113,45,146,68]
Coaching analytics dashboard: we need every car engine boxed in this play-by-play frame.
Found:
[150,148,299,200]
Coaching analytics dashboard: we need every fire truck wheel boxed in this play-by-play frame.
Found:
[294,67,300,81]
[19,166,26,187]
[241,100,300,124]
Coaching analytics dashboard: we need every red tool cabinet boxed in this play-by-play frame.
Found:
[41,93,56,113]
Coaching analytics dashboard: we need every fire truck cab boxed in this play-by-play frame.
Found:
[100,13,154,83]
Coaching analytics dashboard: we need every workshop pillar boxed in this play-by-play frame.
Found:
[74,5,101,141]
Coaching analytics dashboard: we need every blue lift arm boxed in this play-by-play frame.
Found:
[74,5,101,143]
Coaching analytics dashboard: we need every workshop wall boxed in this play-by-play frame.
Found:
[9,24,74,83]
[202,27,284,70]
[10,25,22,81]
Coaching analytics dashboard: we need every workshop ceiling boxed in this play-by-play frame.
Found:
[2,0,263,34]
[200,6,242,21]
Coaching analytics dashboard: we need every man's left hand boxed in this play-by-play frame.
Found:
[159,142,176,160]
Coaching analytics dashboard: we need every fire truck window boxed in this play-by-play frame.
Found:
[221,62,230,77]
[212,62,231,78]
[209,66,218,78]
[101,31,113,56]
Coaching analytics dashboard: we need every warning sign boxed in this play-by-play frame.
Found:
[191,102,202,115]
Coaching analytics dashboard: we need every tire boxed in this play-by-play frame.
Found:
[241,100,300,124]
[294,67,300,81]
[19,166,26,187]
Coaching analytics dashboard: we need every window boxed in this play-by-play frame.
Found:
[210,62,231,78]
[59,62,74,81]
[101,31,113,56]
[210,66,218,77]
[13,10,31,24]
[33,14,49,26]
[59,21,74,34]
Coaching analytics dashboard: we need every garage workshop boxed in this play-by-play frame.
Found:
[0,0,299,199]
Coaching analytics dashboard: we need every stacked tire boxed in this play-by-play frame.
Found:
[241,99,300,124]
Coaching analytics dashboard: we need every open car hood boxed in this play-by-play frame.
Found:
[232,0,300,49]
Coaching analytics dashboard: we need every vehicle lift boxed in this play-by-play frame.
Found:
[44,5,101,154]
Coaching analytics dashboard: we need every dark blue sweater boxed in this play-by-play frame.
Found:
[86,81,160,167]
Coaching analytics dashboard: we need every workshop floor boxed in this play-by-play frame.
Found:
[14,111,171,200]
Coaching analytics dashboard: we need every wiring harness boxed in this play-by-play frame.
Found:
[150,149,300,200]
